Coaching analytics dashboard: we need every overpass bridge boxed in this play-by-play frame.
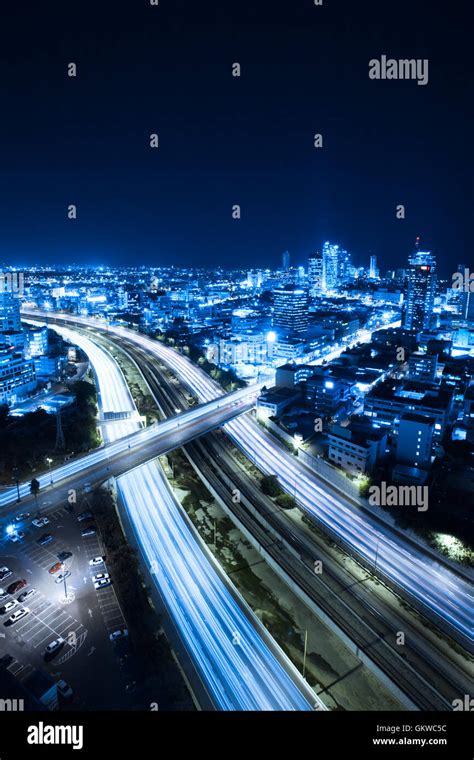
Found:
[0,386,259,509]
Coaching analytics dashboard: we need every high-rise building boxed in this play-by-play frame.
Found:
[338,248,353,284]
[369,255,379,280]
[282,251,290,270]
[461,290,474,322]
[308,254,323,295]
[322,241,340,292]
[273,286,309,336]
[0,344,37,405]
[0,292,22,333]
[403,238,436,333]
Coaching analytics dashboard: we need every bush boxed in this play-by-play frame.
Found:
[260,474,283,498]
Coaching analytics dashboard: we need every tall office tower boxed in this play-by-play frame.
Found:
[461,290,474,323]
[322,241,340,292]
[0,291,22,333]
[369,255,378,279]
[338,248,352,284]
[273,286,309,336]
[403,238,437,333]
[308,254,323,295]
[282,251,290,270]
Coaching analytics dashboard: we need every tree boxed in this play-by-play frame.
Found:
[30,478,40,511]
[260,474,283,498]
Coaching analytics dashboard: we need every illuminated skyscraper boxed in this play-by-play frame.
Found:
[273,286,309,336]
[282,251,290,270]
[403,238,436,332]
[308,254,323,295]
[322,241,340,292]
[369,254,378,279]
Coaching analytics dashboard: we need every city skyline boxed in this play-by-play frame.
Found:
[0,0,471,749]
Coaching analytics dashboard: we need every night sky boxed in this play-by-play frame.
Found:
[0,1,469,274]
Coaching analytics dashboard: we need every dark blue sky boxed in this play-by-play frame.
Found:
[0,0,469,275]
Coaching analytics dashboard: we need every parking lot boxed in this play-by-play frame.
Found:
[79,526,127,636]
[0,497,131,708]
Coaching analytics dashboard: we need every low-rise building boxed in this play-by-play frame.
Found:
[328,423,387,474]
[257,386,301,417]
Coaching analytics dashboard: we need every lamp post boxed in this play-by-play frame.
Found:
[46,457,53,485]
[61,563,68,600]
[12,467,21,503]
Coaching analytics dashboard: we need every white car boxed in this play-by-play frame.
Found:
[5,607,29,625]
[0,600,17,615]
[93,573,111,590]
[32,517,49,528]
[55,571,71,585]
[89,556,105,567]
[45,637,65,655]
[0,567,12,582]
[57,679,73,699]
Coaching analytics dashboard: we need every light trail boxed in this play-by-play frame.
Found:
[15,312,474,644]
[24,317,318,709]
[27,321,140,443]
[118,462,320,710]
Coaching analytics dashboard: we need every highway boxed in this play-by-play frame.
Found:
[118,461,320,710]
[17,311,474,647]
[20,320,321,710]
[27,320,141,443]
[115,334,471,711]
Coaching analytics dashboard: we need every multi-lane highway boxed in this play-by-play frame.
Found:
[21,321,321,710]
[118,461,320,710]
[21,311,473,649]
[111,332,472,710]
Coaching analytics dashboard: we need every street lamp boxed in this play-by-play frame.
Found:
[12,467,21,503]
[46,457,53,485]
[61,563,68,600]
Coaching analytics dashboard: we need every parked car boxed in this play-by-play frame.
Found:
[32,517,49,528]
[0,600,17,615]
[57,551,72,562]
[57,679,73,700]
[18,588,36,603]
[37,533,53,546]
[48,562,62,575]
[93,573,111,590]
[4,607,30,626]
[44,637,65,658]
[89,556,105,567]
[109,629,128,642]
[0,567,12,582]
[6,579,27,595]
[77,511,92,522]
[14,513,30,523]
[8,531,25,543]
[81,527,96,537]
[55,571,71,585]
